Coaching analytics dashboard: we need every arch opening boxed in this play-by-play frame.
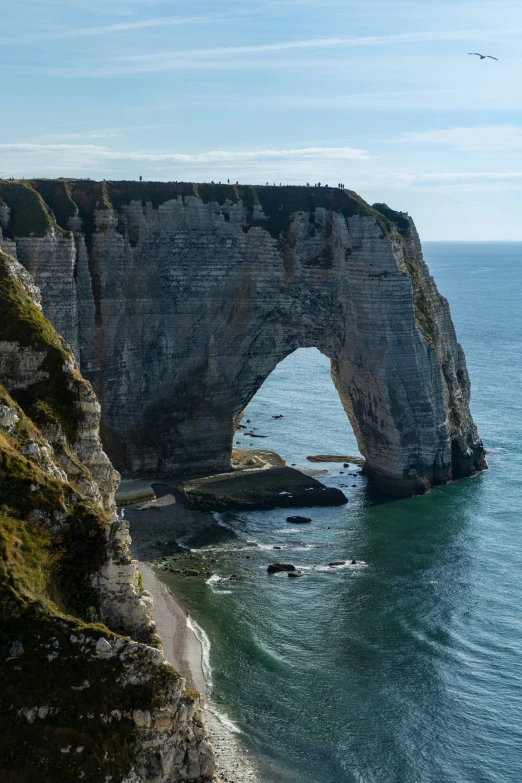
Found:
[231,347,362,470]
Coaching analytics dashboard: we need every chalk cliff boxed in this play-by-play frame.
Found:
[0,180,486,496]
[0,249,215,782]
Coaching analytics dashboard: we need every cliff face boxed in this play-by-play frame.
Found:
[0,249,215,783]
[0,180,486,496]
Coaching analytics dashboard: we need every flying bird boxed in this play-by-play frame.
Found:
[468,53,498,60]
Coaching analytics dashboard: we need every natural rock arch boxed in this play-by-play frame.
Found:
[0,180,486,495]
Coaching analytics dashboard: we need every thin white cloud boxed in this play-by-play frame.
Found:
[41,133,122,139]
[0,14,228,45]
[0,144,371,183]
[116,27,518,65]
[379,171,522,185]
[13,26,518,77]
[396,125,522,151]
[408,182,522,193]
[366,170,522,194]
[0,143,369,162]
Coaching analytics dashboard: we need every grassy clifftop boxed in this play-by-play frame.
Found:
[1,178,406,240]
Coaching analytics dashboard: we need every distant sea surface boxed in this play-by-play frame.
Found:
[162,242,522,783]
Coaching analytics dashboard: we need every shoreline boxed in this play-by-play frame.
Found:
[139,562,261,783]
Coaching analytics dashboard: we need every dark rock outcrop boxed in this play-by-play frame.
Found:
[267,563,296,573]
[0,180,486,496]
[174,466,347,510]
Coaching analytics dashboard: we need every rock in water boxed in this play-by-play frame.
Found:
[288,571,304,578]
[175,467,347,511]
[267,563,296,573]
[0,181,486,497]
[287,516,312,524]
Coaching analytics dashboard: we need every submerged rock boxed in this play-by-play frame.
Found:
[287,515,312,524]
[267,563,296,573]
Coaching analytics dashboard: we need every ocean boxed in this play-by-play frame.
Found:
[161,242,522,783]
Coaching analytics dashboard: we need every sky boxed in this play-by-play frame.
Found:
[2,0,522,239]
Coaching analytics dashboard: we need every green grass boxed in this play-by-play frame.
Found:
[0,385,107,617]
[0,252,84,440]
[0,182,70,238]
[32,180,78,230]
[372,202,410,236]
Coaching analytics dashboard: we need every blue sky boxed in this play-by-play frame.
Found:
[2,0,522,239]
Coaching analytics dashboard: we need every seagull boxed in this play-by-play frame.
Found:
[468,52,498,60]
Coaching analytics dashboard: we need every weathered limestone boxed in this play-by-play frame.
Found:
[0,180,486,496]
[0,249,158,638]
[0,250,153,637]
[0,248,216,782]
[0,249,118,513]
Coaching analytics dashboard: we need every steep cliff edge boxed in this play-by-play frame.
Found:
[0,249,215,782]
[0,180,486,496]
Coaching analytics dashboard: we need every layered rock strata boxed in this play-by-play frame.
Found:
[0,180,486,495]
[0,249,215,782]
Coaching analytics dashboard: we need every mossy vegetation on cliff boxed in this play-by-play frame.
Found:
[0,182,70,239]
[0,386,133,781]
[372,203,411,237]
[32,180,78,230]
[0,251,83,440]
[0,385,106,615]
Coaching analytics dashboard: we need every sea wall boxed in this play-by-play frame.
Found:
[0,180,486,495]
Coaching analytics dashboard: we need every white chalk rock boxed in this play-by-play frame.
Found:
[95,637,113,658]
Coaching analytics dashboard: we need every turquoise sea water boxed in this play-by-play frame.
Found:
[163,242,522,783]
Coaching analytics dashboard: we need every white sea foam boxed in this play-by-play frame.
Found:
[207,705,242,734]
[239,542,314,552]
[206,574,235,595]
[186,615,213,689]
[299,561,368,572]
[186,614,243,735]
